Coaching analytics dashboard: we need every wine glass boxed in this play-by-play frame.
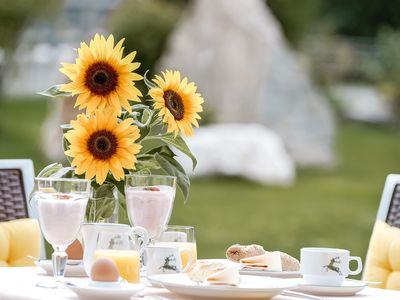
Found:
[124,175,176,243]
[32,177,91,288]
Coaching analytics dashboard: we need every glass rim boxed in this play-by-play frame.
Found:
[35,177,91,183]
[145,245,186,250]
[82,222,129,228]
[166,225,195,230]
[125,174,177,181]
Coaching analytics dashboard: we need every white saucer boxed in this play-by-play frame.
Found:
[35,260,87,277]
[64,281,144,300]
[295,279,368,296]
[149,273,298,299]
[240,269,302,279]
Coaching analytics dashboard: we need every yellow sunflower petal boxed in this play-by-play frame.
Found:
[59,33,143,115]
[149,70,203,137]
[65,109,141,183]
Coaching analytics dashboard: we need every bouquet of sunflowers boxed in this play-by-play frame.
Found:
[38,34,203,222]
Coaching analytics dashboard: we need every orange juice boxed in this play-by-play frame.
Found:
[155,242,197,269]
[94,249,140,283]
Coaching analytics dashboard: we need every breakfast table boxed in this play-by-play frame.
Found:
[0,267,399,300]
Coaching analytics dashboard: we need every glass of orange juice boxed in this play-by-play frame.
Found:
[93,231,144,283]
[155,225,197,270]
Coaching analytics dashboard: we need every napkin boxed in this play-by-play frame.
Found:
[240,251,282,271]
[206,266,240,286]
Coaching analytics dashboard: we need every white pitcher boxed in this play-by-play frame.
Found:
[82,223,148,276]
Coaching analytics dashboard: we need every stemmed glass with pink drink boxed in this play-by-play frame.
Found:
[124,175,176,244]
[32,177,91,288]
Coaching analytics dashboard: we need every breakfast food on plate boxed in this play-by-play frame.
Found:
[226,244,300,271]
[188,260,240,285]
[226,244,265,262]
[206,266,240,286]
[240,252,282,271]
[280,251,300,271]
[66,239,83,260]
[188,260,227,283]
[90,257,120,282]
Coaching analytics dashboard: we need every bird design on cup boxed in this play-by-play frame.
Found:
[323,257,342,275]
[159,254,178,273]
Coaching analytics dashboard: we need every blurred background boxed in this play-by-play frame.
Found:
[1,0,400,262]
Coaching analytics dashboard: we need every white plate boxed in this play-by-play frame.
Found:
[35,260,87,277]
[149,273,298,299]
[240,269,302,279]
[64,281,144,300]
[295,279,368,296]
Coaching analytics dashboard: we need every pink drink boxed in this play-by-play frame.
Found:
[37,194,88,247]
[125,185,175,238]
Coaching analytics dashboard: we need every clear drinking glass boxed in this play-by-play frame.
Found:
[156,225,197,269]
[124,175,177,243]
[32,177,91,288]
[93,229,147,283]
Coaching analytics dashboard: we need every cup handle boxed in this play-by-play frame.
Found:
[181,249,193,273]
[348,256,363,275]
[130,226,149,255]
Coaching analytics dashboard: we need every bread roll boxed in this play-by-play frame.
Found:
[225,244,300,271]
[279,251,300,271]
[226,244,265,262]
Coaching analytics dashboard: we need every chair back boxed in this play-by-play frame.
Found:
[0,169,30,221]
[0,159,45,258]
[376,174,400,227]
[363,174,400,290]
[0,160,35,221]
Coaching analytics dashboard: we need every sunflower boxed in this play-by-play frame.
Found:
[60,34,143,115]
[149,70,203,137]
[64,109,142,184]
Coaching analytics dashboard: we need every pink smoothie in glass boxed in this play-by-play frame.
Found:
[37,194,88,247]
[125,185,175,238]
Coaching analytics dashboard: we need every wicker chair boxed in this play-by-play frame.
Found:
[376,174,400,227]
[0,159,35,221]
[363,174,400,290]
[0,159,45,259]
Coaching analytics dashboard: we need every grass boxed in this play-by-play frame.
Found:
[1,97,400,265]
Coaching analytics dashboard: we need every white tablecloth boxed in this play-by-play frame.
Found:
[0,267,399,300]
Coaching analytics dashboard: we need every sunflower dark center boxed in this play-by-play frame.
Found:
[164,90,184,120]
[87,130,117,160]
[85,62,118,96]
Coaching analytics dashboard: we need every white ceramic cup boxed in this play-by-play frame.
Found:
[145,246,192,277]
[300,247,363,286]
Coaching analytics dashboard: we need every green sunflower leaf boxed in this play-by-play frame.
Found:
[139,138,165,154]
[136,156,162,171]
[131,104,150,111]
[160,134,197,170]
[37,84,72,98]
[144,70,157,89]
[154,152,190,203]
[139,134,196,170]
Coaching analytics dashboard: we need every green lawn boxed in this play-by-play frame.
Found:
[1,97,400,264]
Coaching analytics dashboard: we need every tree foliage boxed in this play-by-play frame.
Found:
[268,0,400,44]
[0,0,60,50]
[108,0,186,76]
